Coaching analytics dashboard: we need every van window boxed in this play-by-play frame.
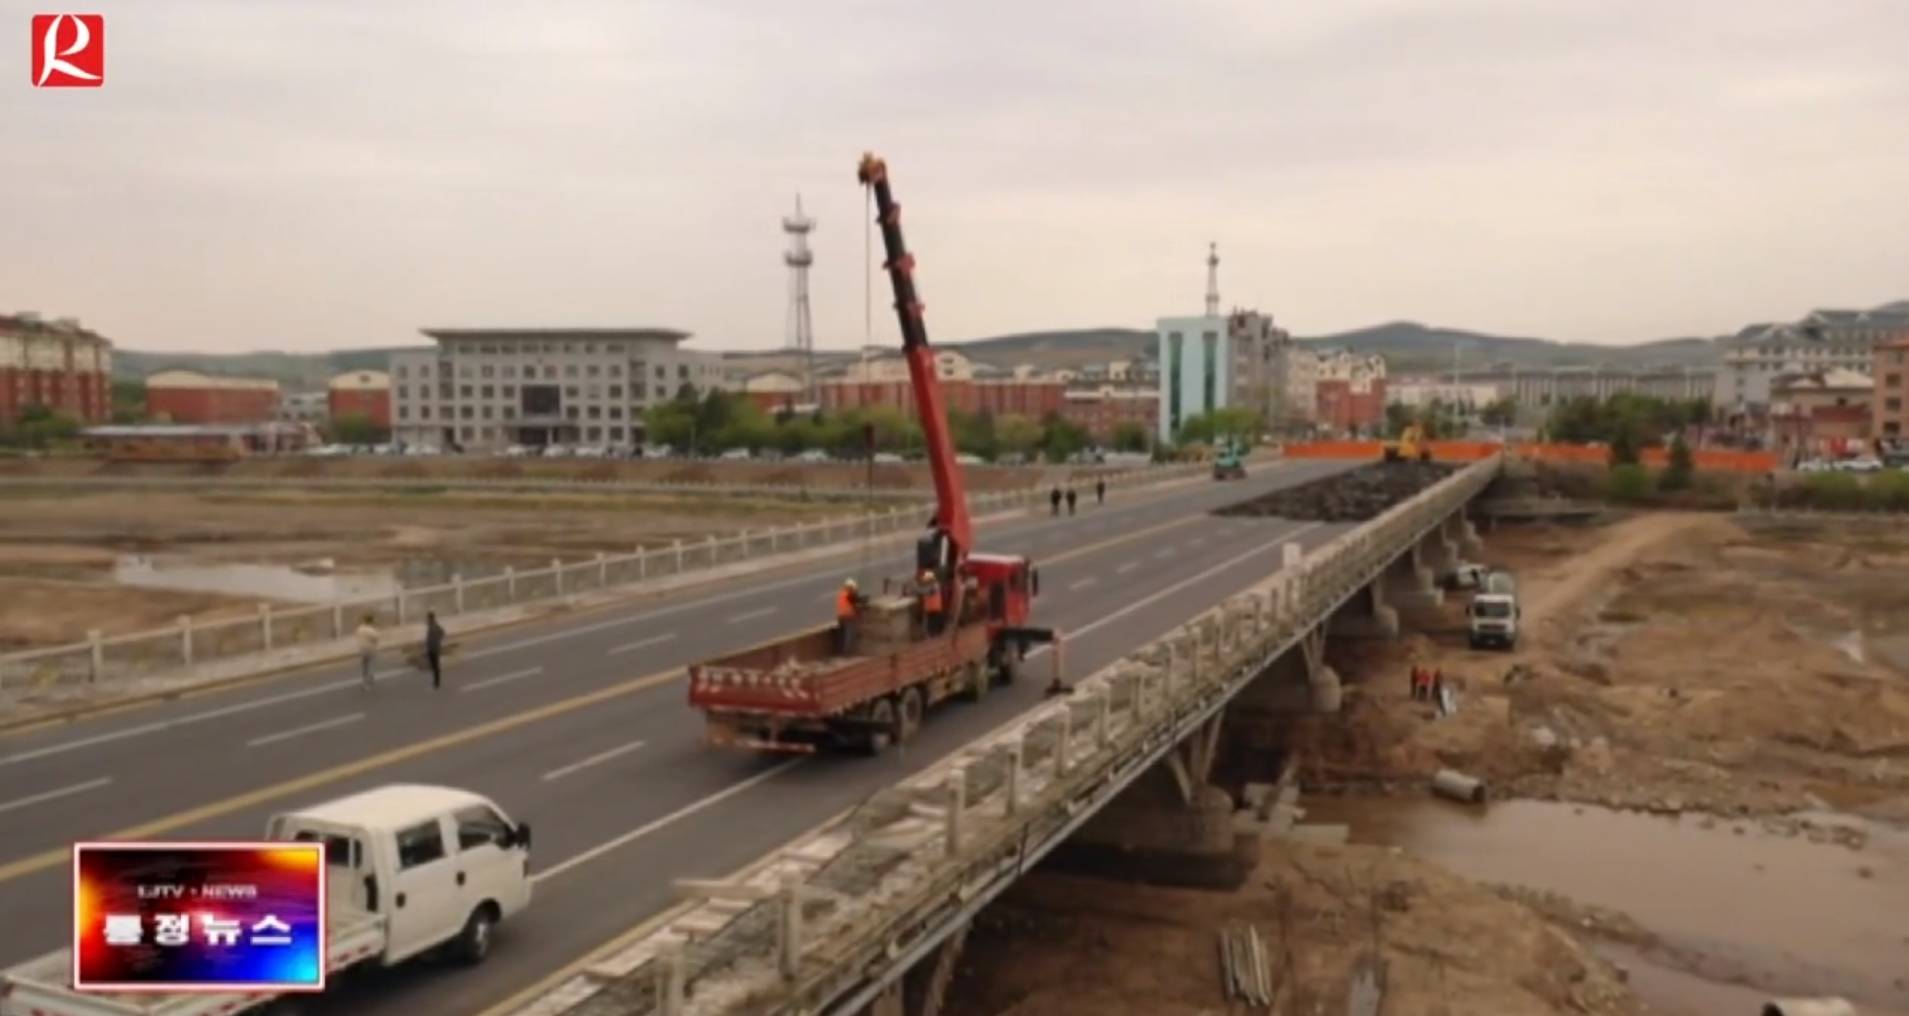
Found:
[293,830,361,869]
[396,819,446,869]
[454,805,512,851]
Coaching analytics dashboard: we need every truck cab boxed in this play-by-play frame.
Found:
[1468,571,1520,650]
[269,784,533,967]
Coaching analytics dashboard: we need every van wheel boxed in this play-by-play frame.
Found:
[897,687,924,743]
[456,905,497,965]
[864,697,897,754]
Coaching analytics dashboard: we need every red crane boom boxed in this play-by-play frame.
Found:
[856,153,974,566]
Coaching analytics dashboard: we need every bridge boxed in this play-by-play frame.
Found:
[504,456,1500,1016]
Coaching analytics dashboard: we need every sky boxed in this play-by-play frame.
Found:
[4,0,1907,355]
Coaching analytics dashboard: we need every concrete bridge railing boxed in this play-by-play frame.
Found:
[508,455,1501,1016]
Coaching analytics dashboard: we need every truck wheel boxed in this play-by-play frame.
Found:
[456,905,497,965]
[897,687,924,743]
[965,661,989,702]
[998,652,1021,686]
[864,698,897,754]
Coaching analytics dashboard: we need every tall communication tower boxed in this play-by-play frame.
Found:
[1204,241,1221,317]
[783,194,817,404]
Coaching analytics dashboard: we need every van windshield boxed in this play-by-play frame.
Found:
[292,829,361,869]
[1474,600,1513,619]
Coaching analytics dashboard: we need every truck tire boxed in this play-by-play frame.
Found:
[897,686,924,743]
[864,697,898,754]
[997,649,1021,686]
[965,660,989,702]
[455,904,497,965]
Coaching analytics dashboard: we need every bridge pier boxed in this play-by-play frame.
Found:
[1450,511,1485,558]
[1056,708,1252,888]
[1385,540,1443,610]
[1328,576,1400,640]
[866,922,969,1016]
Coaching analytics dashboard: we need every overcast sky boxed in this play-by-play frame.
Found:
[4,0,1907,354]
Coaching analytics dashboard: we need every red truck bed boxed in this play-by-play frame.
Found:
[688,621,990,718]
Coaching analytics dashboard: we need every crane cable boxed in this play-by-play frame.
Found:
[859,181,875,575]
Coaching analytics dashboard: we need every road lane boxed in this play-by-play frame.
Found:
[0,461,1355,1009]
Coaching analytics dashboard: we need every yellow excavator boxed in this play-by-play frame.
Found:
[1383,422,1431,463]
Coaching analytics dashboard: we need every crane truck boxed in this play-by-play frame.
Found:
[686,154,1054,754]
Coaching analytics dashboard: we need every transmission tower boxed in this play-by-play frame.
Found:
[783,194,816,405]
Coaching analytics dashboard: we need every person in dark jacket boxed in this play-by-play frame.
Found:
[1065,488,1077,515]
[1050,486,1062,516]
[1095,479,1106,505]
[424,612,446,689]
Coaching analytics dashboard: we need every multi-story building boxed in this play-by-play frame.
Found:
[1155,310,1278,443]
[389,327,727,450]
[1277,346,1319,432]
[327,370,392,429]
[1316,377,1388,435]
[817,376,1064,420]
[0,312,111,427]
[145,370,280,424]
[1456,365,1712,414]
[1715,303,1909,411]
[1061,386,1158,442]
[1769,368,1873,460]
[1387,381,1501,414]
[1874,337,1909,440]
[740,371,805,415]
[277,391,328,426]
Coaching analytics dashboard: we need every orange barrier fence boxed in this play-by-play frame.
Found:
[1280,441,1779,473]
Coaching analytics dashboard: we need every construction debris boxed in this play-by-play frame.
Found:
[1218,924,1273,1008]
[1430,768,1488,804]
[1215,461,1457,522]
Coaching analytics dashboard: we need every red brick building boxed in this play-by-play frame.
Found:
[1060,387,1158,440]
[1316,377,1388,435]
[0,313,112,426]
[145,370,280,424]
[327,370,392,428]
[818,378,1064,420]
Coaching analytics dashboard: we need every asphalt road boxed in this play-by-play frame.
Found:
[0,458,1357,1013]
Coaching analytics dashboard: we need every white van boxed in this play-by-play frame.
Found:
[1,784,533,1016]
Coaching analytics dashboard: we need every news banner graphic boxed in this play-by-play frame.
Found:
[73,842,326,993]
[31,13,104,87]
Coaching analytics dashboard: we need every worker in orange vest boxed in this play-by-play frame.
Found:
[916,569,946,635]
[834,579,864,655]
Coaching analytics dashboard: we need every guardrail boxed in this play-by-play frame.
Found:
[0,465,1205,692]
[0,474,935,502]
[509,456,1501,1016]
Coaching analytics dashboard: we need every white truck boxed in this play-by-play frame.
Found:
[0,784,532,1016]
[1468,570,1520,650]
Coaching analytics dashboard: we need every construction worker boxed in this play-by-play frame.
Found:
[834,579,864,655]
[916,568,946,636]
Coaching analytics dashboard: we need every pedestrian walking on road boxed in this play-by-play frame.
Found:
[1095,479,1105,505]
[354,615,380,690]
[1065,488,1077,515]
[423,612,446,690]
[1408,664,1422,699]
[1050,486,1062,516]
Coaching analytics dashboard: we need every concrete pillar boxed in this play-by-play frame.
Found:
[453,574,465,613]
[1054,707,1072,776]
[636,547,647,580]
[331,602,344,638]
[504,566,516,602]
[1418,522,1460,577]
[1456,513,1486,557]
[706,534,717,565]
[661,945,686,1016]
[1005,742,1022,816]
[551,558,564,595]
[395,588,407,625]
[596,552,608,586]
[674,538,685,572]
[944,769,966,856]
[258,603,273,651]
[777,886,802,980]
[179,615,194,665]
[1328,578,1399,640]
[87,629,103,683]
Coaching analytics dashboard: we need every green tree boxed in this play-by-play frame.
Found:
[1606,463,1653,503]
[1660,433,1694,491]
[1110,421,1150,453]
[1607,419,1642,467]
[714,399,773,451]
[329,412,388,446]
[948,409,998,461]
[1039,414,1091,463]
[1175,412,1215,446]
[1479,397,1518,427]
[996,414,1043,459]
[110,380,146,424]
[643,399,698,451]
[1383,403,1416,440]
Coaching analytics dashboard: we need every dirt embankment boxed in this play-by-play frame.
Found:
[946,840,1644,1016]
[1302,512,1909,825]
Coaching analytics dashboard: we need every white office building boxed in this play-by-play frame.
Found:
[389,327,728,450]
[1715,305,1909,411]
[1156,314,1226,443]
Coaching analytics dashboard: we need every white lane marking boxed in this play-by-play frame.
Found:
[458,666,545,694]
[0,777,112,816]
[1069,577,1098,591]
[1116,561,1139,575]
[246,713,364,748]
[1153,547,1175,560]
[0,481,1247,765]
[1031,522,1323,655]
[540,739,649,781]
[728,606,777,625]
[533,761,799,884]
[608,633,676,657]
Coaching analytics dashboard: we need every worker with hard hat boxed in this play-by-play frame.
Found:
[916,568,945,635]
[834,578,864,655]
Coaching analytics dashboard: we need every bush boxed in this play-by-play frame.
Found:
[1798,472,1867,511]
[1659,435,1694,491]
[1872,471,1909,512]
[1605,463,1653,503]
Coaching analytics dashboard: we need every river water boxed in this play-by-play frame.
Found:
[1304,796,1909,1015]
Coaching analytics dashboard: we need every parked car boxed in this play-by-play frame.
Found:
[572,445,610,459]
[719,448,753,461]
[955,453,985,465]
[1838,456,1884,473]
[503,444,537,458]
[542,445,575,458]
[641,444,675,459]
[794,449,830,463]
[872,452,903,464]
[406,444,442,457]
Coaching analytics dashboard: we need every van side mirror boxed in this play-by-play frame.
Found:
[513,823,532,850]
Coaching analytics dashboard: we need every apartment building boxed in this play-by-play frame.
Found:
[1875,336,1909,439]
[389,327,727,449]
[1715,304,1909,410]
[0,312,111,426]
